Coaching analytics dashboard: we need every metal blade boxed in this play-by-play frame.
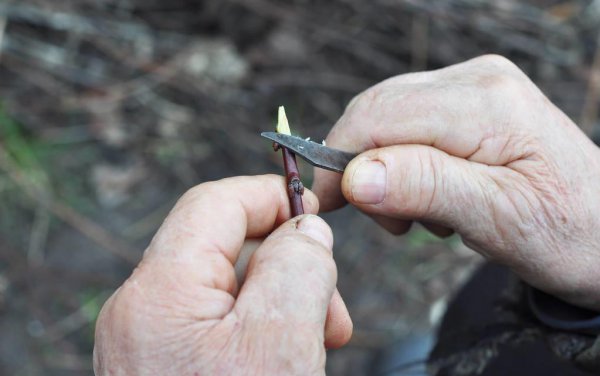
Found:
[261,132,357,173]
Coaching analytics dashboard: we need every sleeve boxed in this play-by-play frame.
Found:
[527,286,600,335]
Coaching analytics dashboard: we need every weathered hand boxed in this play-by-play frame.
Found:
[94,175,352,375]
[313,55,600,310]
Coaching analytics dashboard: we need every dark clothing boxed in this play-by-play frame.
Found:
[429,263,600,375]
[528,288,600,335]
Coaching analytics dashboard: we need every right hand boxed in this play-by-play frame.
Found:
[313,55,600,310]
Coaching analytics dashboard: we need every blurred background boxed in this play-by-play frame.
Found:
[0,0,599,375]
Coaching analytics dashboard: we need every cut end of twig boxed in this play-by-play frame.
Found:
[276,106,292,135]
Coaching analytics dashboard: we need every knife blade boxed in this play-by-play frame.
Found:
[261,132,357,173]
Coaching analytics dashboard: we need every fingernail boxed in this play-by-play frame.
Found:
[351,160,386,204]
[297,215,333,249]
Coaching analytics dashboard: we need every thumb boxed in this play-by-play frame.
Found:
[341,145,490,231]
[234,215,351,344]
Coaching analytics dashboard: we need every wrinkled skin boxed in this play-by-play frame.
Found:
[95,55,600,376]
[94,175,352,375]
[313,54,600,311]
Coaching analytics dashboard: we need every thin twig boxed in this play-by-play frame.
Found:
[281,147,304,217]
[275,106,304,217]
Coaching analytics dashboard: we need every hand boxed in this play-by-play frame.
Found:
[313,55,600,310]
[94,175,352,375]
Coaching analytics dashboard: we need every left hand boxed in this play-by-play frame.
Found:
[312,55,600,310]
[93,175,352,375]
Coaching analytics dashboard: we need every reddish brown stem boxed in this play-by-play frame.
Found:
[278,145,304,217]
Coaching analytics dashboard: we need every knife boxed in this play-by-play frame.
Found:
[261,132,357,173]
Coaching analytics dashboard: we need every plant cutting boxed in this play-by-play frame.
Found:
[273,106,304,217]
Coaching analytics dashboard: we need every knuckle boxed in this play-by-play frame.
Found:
[180,176,278,206]
[477,71,529,104]
[345,85,386,118]
[416,150,441,216]
[473,54,520,73]
[98,272,147,337]
[178,177,240,208]
[111,271,146,316]
[392,149,442,218]
[180,181,214,203]
[469,55,531,100]
[345,92,363,111]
